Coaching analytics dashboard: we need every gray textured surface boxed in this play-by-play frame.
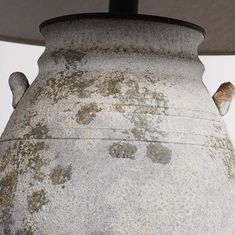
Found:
[9,72,29,109]
[1,0,235,54]
[1,18,235,234]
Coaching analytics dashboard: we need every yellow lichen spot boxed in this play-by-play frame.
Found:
[27,189,48,214]
[115,104,125,113]
[0,171,18,208]
[76,103,102,125]
[50,165,72,185]
[0,147,13,172]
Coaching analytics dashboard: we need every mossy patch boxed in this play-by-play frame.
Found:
[15,226,34,235]
[0,147,13,172]
[0,141,49,233]
[50,164,72,185]
[23,123,50,139]
[114,104,125,113]
[27,189,48,214]
[46,71,94,103]
[97,72,125,97]
[109,142,137,160]
[147,143,172,164]
[0,171,18,208]
[76,103,102,125]
[51,49,86,69]
[1,208,14,235]
[131,128,145,140]
[27,155,47,182]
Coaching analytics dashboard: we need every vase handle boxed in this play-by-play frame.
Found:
[9,72,29,109]
[212,82,235,116]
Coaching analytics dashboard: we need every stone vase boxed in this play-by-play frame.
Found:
[1,14,235,234]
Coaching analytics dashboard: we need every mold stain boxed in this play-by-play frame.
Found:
[146,143,172,164]
[27,155,47,182]
[224,151,235,180]
[50,164,72,185]
[0,171,18,234]
[0,171,18,209]
[109,142,137,160]
[209,137,235,181]
[27,189,48,214]
[63,108,72,112]
[122,79,140,101]
[15,227,34,235]
[115,104,125,113]
[1,208,14,235]
[131,128,145,140]
[97,72,125,97]
[89,232,116,235]
[51,49,87,69]
[22,111,38,128]
[0,141,48,233]
[23,123,50,139]
[0,147,13,172]
[46,71,95,103]
[76,103,102,125]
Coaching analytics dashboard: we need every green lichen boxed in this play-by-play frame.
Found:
[97,72,124,97]
[22,111,38,128]
[146,143,172,164]
[1,208,14,235]
[76,103,102,125]
[23,123,50,139]
[114,104,125,113]
[131,128,145,140]
[50,164,72,185]
[0,171,18,235]
[89,232,116,235]
[27,155,47,182]
[27,189,48,214]
[9,141,48,183]
[46,71,94,103]
[0,171,18,208]
[0,147,13,172]
[0,141,48,233]
[109,142,137,160]
[51,49,86,69]
[15,226,34,235]
[209,137,235,180]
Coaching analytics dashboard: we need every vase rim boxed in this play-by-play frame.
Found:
[39,13,206,37]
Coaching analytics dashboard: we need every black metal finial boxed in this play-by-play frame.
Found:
[109,0,139,15]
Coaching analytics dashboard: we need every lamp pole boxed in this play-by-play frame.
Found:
[109,0,139,14]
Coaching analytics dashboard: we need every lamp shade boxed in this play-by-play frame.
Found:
[0,0,234,55]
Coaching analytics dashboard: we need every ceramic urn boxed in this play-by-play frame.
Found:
[0,15,235,234]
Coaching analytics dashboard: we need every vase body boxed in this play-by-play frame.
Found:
[1,17,235,234]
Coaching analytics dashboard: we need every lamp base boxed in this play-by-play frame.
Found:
[0,15,234,234]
